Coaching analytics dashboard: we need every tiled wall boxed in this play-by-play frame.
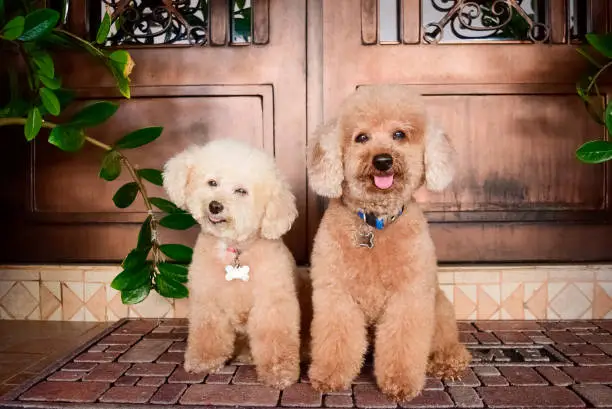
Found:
[0,264,611,321]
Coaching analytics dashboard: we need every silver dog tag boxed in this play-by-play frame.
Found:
[355,231,374,249]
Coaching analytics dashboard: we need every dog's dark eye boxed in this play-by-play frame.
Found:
[234,188,248,196]
[393,130,406,141]
[355,133,369,143]
[207,180,217,187]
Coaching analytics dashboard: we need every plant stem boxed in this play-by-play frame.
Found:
[0,117,56,128]
[84,136,112,151]
[587,60,612,93]
[53,29,105,58]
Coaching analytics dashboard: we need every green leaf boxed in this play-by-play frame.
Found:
[159,244,193,263]
[158,262,188,283]
[114,127,163,149]
[156,274,189,298]
[48,125,85,152]
[25,107,41,141]
[31,51,54,79]
[1,16,24,40]
[113,182,139,208]
[236,0,246,9]
[576,140,612,163]
[110,265,151,291]
[150,197,184,214]
[122,248,148,271]
[99,150,122,181]
[96,12,111,44]
[137,168,163,186]
[121,283,151,304]
[586,33,612,59]
[38,75,61,90]
[115,73,130,99]
[137,215,152,252]
[159,213,197,230]
[0,0,5,26]
[19,8,60,41]
[54,88,76,109]
[70,101,119,128]
[605,103,612,135]
[39,88,60,116]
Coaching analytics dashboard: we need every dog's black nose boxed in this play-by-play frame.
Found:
[209,201,224,214]
[373,154,393,171]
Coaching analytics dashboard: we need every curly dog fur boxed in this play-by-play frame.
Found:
[163,139,301,389]
[306,85,471,401]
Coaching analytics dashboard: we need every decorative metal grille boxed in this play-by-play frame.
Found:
[100,0,209,46]
[423,0,550,44]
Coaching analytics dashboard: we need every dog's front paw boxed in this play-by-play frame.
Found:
[183,352,226,374]
[308,364,353,393]
[376,370,425,403]
[427,343,472,380]
[257,361,299,390]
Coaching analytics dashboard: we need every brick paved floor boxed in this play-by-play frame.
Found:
[2,319,612,407]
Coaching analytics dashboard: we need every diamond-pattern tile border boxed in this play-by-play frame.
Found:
[0,264,612,321]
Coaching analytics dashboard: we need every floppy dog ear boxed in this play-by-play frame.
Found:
[162,148,196,209]
[307,118,344,198]
[260,177,298,240]
[424,122,456,192]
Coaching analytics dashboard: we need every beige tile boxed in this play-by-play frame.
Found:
[107,288,128,319]
[130,291,172,318]
[437,271,454,284]
[455,270,500,284]
[0,269,39,281]
[42,281,61,300]
[549,283,591,319]
[27,307,41,320]
[525,283,547,320]
[70,306,86,321]
[40,284,61,320]
[582,308,593,319]
[501,268,548,282]
[501,282,524,319]
[85,285,106,322]
[47,306,63,321]
[41,268,84,282]
[0,306,12,319]
[0,281,15,299]
[84,267,121,283]
[62,283,84,320]
[174,297,189,319]
[0,283,38,319]
[575,282,594,301]
[21,281,39,301]
[596,266,612,281]
[84,283,103,302]
[545,266,595,282]
[593,283,612,319]
[477,285,500,319]
[453,286,476,319]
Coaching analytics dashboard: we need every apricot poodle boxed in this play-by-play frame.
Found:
[163,139,301,389]
[306,85,471,401]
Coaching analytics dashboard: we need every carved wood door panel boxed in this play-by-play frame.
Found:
[312,0,612,262]
[1,1,309,264]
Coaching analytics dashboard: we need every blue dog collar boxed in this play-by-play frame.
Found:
[357,206,405,230]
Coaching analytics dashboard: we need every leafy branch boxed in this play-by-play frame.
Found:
[575,33,612,164]
[0,3,195,304]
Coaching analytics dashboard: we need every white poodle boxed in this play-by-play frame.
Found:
[162,138,301,389]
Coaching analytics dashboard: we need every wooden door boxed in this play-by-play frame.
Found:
[1,1,309,264]
[312,0,612,263]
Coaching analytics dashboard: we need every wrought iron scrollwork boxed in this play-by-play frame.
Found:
[102,0,208,46]
[423,0,550,44]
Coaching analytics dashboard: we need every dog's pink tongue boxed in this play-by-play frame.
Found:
[374,174,394,189]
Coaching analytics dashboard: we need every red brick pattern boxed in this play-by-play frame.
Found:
[7,318,612,408]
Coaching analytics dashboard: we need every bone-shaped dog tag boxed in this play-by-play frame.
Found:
[225,265,250,281]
